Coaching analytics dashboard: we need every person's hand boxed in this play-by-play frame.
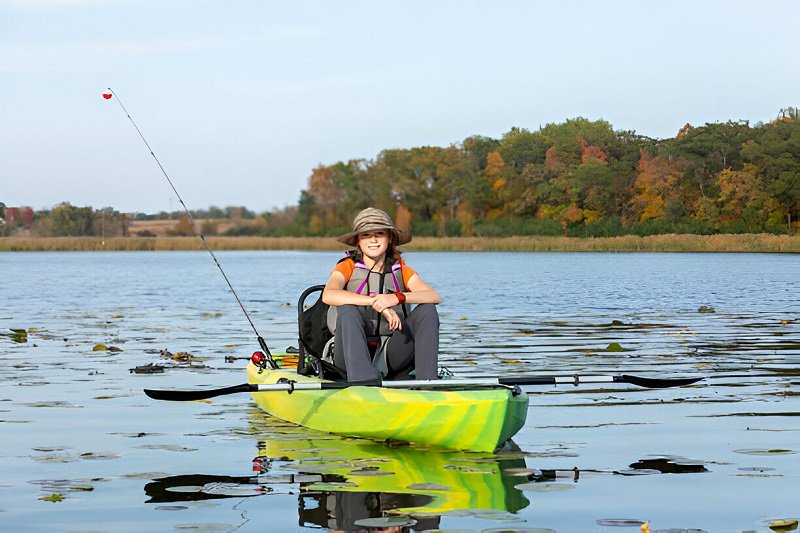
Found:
[380,307,402,331]
[371,293,399,311]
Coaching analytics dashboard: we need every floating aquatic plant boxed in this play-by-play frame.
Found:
[353,516,416,528]
[38,493,65,502]
[769,518,799,532]
[8,328,28,343]
[514,482,575,492]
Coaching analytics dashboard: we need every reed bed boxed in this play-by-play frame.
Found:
[2,234,799,252]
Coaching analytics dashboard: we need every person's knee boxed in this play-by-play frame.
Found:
[336,304,360,323]
[414,304,439,326]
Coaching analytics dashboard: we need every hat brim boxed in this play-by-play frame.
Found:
[337,223,411,247]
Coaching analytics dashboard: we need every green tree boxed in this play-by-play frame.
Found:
[717,164,783,230]
[498,127,548,170]
[740,117,800,229]
[462,135,500,171]
[664,120,755,199]
[45,202,95,236]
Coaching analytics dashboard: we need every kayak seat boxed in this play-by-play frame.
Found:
[296,285,347,379]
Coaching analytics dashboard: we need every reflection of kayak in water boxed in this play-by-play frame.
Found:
[143,421,530,531]
[247,356,529,453]
[254,422,531,517]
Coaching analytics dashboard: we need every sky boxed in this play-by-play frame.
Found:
[1,0,799,214]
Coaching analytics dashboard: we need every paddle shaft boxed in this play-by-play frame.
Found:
[144,373,702,401]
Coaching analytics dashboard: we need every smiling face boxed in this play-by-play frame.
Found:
[358,230,390,263]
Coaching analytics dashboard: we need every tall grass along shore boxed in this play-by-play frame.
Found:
[1,234,798,252]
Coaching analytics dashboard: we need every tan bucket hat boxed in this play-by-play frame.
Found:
[337,207,411,246]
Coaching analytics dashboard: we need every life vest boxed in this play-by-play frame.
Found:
[326,254,408,337]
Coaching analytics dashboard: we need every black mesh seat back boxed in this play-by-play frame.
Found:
[296,285,344,378]
[299,286,332,360]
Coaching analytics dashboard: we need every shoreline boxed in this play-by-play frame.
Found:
[1,233,798,252]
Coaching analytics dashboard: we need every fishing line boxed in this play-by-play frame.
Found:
[106,87,277,369]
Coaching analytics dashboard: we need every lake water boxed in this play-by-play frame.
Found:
[2,251,799,532]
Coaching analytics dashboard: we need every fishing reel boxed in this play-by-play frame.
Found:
[251,351,268,373]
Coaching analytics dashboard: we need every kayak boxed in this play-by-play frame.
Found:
[246,356,529,453]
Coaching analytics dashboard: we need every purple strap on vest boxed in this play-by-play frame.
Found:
[353,261,370,294]
[352,260,403,295]
[390,262,402,293]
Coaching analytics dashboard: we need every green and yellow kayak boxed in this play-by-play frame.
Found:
[247,357,528,453]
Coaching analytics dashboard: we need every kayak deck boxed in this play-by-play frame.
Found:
[247,361,528,453]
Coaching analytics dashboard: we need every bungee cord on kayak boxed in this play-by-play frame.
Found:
[104,88,278,369]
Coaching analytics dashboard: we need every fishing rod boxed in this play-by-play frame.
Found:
[105,87,278,369]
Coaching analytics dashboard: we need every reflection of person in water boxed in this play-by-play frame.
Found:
[301,490,439,532]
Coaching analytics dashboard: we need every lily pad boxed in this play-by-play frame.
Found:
[348,468,395,476]
[354,516,417,528]
[306,481,359,491]
[202,483,263,496]
[32,446,71,452]
[733,449,797,456]
[135,444,198,452]
[605,342,625,352]
[166,486,206,494]
[10,329,28,343]
[769,519,799,532]
[514,482,575,492]
[39,493,65,502]
[407,482,451,491]
[614,469,661,476]
[471,510,520,521]
[596,518,646,526]
[78,451,120,460]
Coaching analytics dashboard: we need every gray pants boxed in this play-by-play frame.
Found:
[333,304,439,381]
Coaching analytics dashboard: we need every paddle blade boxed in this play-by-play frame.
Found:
[144,383,255,401]
[616,375,703,389]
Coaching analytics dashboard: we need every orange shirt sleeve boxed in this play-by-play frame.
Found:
[334,258,355,283]
[400,261,416,289]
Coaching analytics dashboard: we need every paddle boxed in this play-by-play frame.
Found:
[144,374,703,402]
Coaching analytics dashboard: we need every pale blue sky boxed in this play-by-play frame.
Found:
[2,0,798,214]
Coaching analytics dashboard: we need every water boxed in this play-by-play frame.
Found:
[2,251,799,532]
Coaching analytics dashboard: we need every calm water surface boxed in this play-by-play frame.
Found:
[2,251,799,532]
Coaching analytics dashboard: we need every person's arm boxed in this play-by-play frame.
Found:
[321,269,373,307]
[370,272,441,310]
[402,273,441,304]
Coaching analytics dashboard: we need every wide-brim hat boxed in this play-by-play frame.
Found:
[337,207,411,247]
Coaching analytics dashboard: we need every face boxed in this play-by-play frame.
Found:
[358,230,390,260]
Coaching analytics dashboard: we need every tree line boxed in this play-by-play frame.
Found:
[2,109,798,238]
[272,108,799,238]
